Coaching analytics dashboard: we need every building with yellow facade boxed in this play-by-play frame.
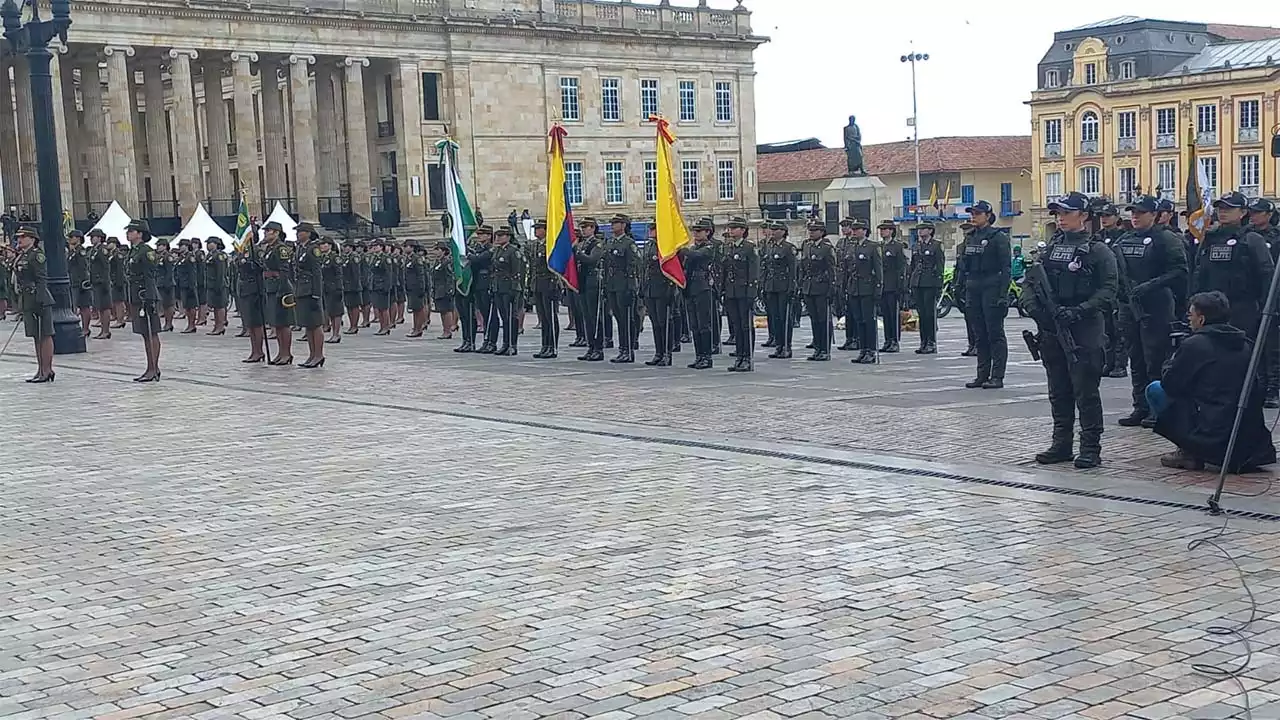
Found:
[1029,16,1280,239]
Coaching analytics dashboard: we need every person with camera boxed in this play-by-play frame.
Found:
[1193,192,1274,342]
[1147,291,1276,471]
[1114,196,1188,428]
[1024,192,1118,469]
[1246,198,1280,408]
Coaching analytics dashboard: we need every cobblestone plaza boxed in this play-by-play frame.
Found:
[2,316,1279,719]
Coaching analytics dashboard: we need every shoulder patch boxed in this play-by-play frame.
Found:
[147,251,156,262]
[35,251,45,263]
[280,246,293,259]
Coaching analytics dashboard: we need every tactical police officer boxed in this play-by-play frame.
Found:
[1096,203,1129,378]
[878,220,907,353]
[490,227,526,356]
[679,218,718,369]
[603,214,642,364]
[908,221,944,354]
[1193,191,1274,340]
[762,221,798,359]
[957,200,1012,388]
[801,219,837,361]
[1116,195,1188,427]
[1246,197,1280,407]
[721,216,761,372]
[843,221,882,364]
[1026,192,1118,469]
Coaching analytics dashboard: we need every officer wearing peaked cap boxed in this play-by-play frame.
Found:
[800,218,837,360]
[603,213,642,363]
[835,217,866,351]
[678,216,719,368]
[125,219,163,382]
[573,216,608,360]
[721,216,760,371]
[761,219,797,359]
[877,219,907,354]
[908,220,944,354]
[14,225,56,382]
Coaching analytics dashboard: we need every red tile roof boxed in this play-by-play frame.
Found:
[1207,23,1280,42]
[758,136,1032,185]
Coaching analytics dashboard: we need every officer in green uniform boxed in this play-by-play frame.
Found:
[844,221,883,364]
[321,238,345,344]
[292,222,326,368]
[108,237,128,326]
[801,220,837,361]
[87,230,116,337]
[459,226,492,352]
[0,245,11,321]
[878,220,907,353]
[125,220,162,382]
[178,239,203,333]
[261,220,297,365]
[404,241,430,338]
[760,221,797,359]
[574,218,608,361]
[428,242,456,339]
[602,214,641,364]
[65,230,92,338]
[490,227,526,356]
[190,239,208,327]
[391,243,407,328]
[958,200,1012,387]
[203,238,229,335]
[154,238,177,332]
[1193,191,1274,341]
[235,228,267,363]
[341,240,364,335]
[529,219,562,359]
[908,221,944,354]
[835,218,865,351]
[367,238,394,337]
[641,220,679,367]
[14,226,55,382]
[720,216,760,371]
[678,218,717,369]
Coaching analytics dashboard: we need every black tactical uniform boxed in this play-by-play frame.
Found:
[603,214,642,364]
[529,221,562,358]
[1096,208,1129,377]
[1247,198,1280,407]
[956,200,1012,387]
[800,220,837,361]
[761,221,798,358]
[1193,191,1274,340]
[679,218,718,369]
[878,221,907,353]
[490,228,526,355]
[642,231,680,366]
[574,219,608,361]
[1026,192,1119,469]
[1115,196,1188,426]
[842,228,882,364]
[908,222,944,353]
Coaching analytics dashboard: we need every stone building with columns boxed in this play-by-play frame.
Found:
[0,0,764,236]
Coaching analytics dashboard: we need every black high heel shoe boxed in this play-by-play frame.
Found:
[27,371,54,384]
[269,356,294,366]
[300,358,326,369]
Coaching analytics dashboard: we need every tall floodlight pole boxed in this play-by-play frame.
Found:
[900,50,928,217]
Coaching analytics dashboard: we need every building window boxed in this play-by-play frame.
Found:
[1198,156,1218,196]
[421,72,441,121]
[681,159,700,202]
[1084,62,1097,84]
[643,160,657,203]
[1239,99,1260,142]
[1043,118,1062,156]
[1044,171,1063,203]
[1157,159,1177,199]
[717,159,735,201]
[1118,167,1137,202]
[600,77,621,122]
[640,79,659,119]
[604,160,624,204]
[1155,107,1177,148]
[960,184,974,206]
[1119,60,1135,80]
[678,80,696,122]
[1196,103,1217,145]
[564,160,583,206]
[714,81,733,123]
[902,186,917,211]
[1044,69,1060,88]
[1239,154,1260,196]
[560,77,580,122]
[1079,166,1101,196]
[1117,110,1137,151]
[1079,110,1099,154]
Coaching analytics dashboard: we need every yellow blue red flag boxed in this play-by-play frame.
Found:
[650,115,689,287]
[545,124,579,292]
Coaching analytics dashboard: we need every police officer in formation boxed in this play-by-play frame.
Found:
[260,220,296,365]
[528,220,560,358]
[1095,203,1129,378]
[125,220,163,382]
[908,221,944,354]
[603,214,642,364]
[1193,191,1274,342]
[1247,198,1280,407]
[761,220,797,359]
[65,229,92,338]
[1114,195,1187,428]
[204,237,230,336]
[841,219,882,364]
[800,219,837,361]
[236,227,268,363]
[13,225,55,382]
[1025,191,1118,469]
[678,218,717,369]
[835,218,866,351]
[641,221,679,366]
[721,216,761,372]
[154,238,177,332]
[574,218,607,361]
[955,199,1011,388]
[321,237,347,343]
[878,220,908,353]
[87,228,115,338]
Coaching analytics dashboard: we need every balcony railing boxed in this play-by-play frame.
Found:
[1043,142,1062,157]
[1117,136,1137,152]
[377,121,395,138]
[1000,200,1022,217]
[1079,139,1099,155]
[1239,126,1261,143]
[1155,133,1177,149]
[892,204,971,221]
[1241,185,1261,199]
[1196,130,1218,146]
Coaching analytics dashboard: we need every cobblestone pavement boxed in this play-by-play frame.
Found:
[1,312,1279,719]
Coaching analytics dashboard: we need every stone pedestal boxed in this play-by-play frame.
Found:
[821,175,892,230]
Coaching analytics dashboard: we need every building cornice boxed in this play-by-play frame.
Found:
[1029,66,1280,106]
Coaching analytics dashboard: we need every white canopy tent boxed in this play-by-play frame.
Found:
[264,202,298,243]
[87,201,131,240]
[166,205,238,252]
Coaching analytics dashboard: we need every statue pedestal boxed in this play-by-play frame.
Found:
[820,175,893,231]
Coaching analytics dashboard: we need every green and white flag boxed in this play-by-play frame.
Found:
[436,138,475,295]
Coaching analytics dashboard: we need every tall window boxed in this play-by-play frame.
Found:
[1239,154,1260,192]
[1043,118,1062,155]
[1079,166,1101,196]
[421,72,441,121]
[1157,159,1177,198]
[564,161,583,206]
[717,159,735,201]
[1044,171,1063,203]
[1156,107,1177,145]
[961,185,975,206]
[1119,60,1135,80]
[681,159,700,202]
[1080,111,1099,143]
[600,78,621,122]
[604,160,624,204]
[644,160,657,203]
[1117,111,1136,139]
[1118,167,1137,201]
[1084,62,1097,84]
[1239,99,1260,130]
[714,81,733,122]
[678,80,696,122]
[640,79,659,119]
[1196,103,1217,143]
[1044,69,1060,88]
[1198,156,1218,195]
[560,77,580,121]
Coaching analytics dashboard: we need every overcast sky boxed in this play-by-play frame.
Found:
[705,0,1280,147]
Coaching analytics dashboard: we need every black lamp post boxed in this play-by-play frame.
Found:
[3,0,84,354]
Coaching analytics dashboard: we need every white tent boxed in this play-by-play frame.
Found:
[264,202,298,243]
[88,201,131,240]
[167,204,238,252]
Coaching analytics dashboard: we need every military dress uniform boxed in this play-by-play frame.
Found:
[179,248,203,314]
[342,244,364,322]
[490,229,526,355]
[367,244,393,333]
[466,230,497,352]
[529,221,563,358]
[262,236,296,329]
[1193,191,1275,340]
[204,243,229,312]
[800,221,837,360]
[125,235,161,338]
[404,245,428,315]
[108,242,128,315]
[155,242,177,320]
[1027,192,1119,469]
[574,220,608,360]
[721,217,761,371]
[67,235,92,313]
[842,229,883,364]
[908,223,945,353]
[641,230,680,366]
[292,236,325,331]
[88,234,113,313]
[761,222,798,358]
[834,221,862,351]
[679,219,717,369]
[15,238,54,339]
[430,247,456,316]
[878,222,908,353]
[956,201,1013,386]
[603,214,642,363]
[322,244,346,324]
[236,240,265,329]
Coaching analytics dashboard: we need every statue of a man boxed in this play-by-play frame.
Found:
[843,115,865,176]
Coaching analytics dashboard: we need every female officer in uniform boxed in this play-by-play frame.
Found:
[14,226,55,383]
[126,220,162,382]
[293,222,326,368]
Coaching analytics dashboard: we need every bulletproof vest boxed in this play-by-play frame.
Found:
[1200,226,1253,297]
[1041,233,1095,306]
[962,226,1003,278]
[1116,228,1164,285]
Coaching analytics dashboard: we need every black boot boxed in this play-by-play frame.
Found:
[533,346,549,359]
[1074,448,1102,469]
[1035,442,1075,465]
[981,378,1004,389]
[1107,367,1128,379]
[838,341,854,351]
[961,346,977,357]
[656,354,672,367]
[1117,410,1148,427]
[915,344,928,354]
[454,341,475,353]
[727,356,746,372]
[886,341,900,353]
[857,351,878,365]
[780,348,793,359]
[680,333,692,344]
[964,377,988,389]
[767,347,783,359]
[922,342,937,354]
[644,353,662,366]
[762,337,776,348]
[879,341,892,353]
[691,355,712,370]
[496,344,512,356]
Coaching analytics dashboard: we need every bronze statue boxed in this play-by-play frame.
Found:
[843,116,865,176]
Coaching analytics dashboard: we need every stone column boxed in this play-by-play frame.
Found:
[363,64,380,192]
[261,61,288,206]
[313,64,338,200]
[202,58,233,206]
[57,52,82,211]
[392,60,426,220]
[0,60,23,206]
[230,52,261,212]
[48,47,76,212]
[142,58,174,212]
[342,57,372,218]
[288,54,318,221]
[167,50,202,222]
[78,59,112,207]
[13,56,38,205]
[103,45,139,215]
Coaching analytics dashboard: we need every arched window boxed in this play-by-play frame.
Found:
[1079,111,1100,154]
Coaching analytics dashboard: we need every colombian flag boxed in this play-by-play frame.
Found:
[651,115,689,287]
[545,125,580,292]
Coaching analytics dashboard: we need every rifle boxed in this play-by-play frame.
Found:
[1022,261,1081,364]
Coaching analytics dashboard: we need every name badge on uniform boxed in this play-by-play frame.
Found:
[1209,245,1232,262]
[1121,244,1144,258]
[1049,246,1074,262]
[965,245,981,255]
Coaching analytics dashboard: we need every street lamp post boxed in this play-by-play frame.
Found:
[900,50,928,219]
[3,0,84,354]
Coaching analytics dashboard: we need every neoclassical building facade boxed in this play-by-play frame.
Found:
[0,0,764,233]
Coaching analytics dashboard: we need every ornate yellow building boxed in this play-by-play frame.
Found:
[1028,16,1280,238]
